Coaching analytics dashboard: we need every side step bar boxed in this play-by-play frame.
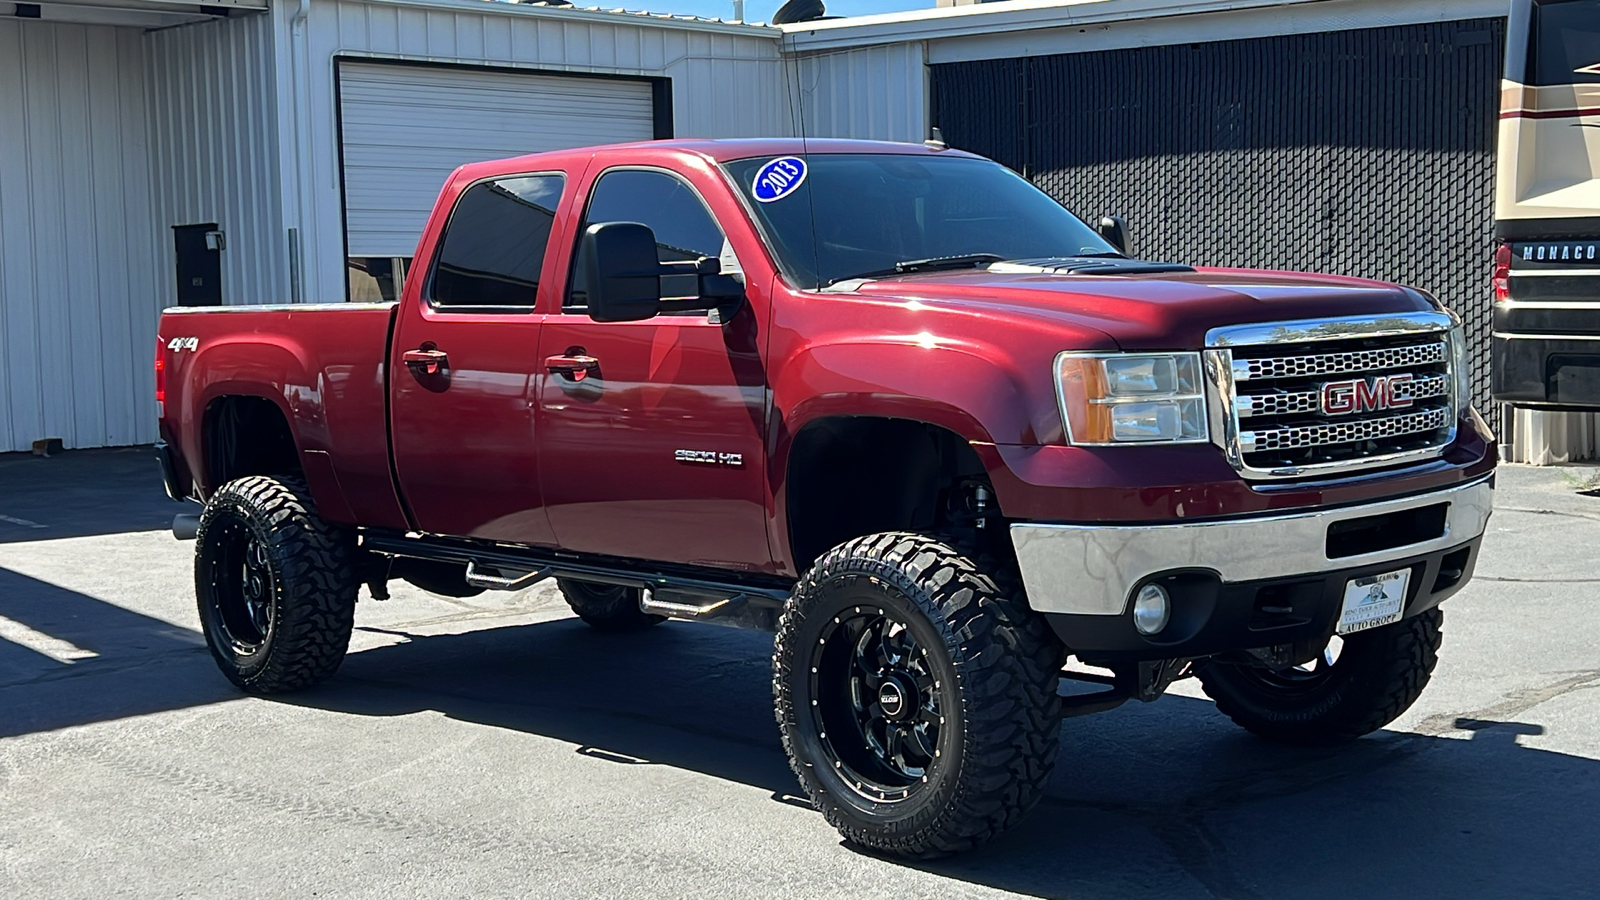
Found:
[365,532,792,631]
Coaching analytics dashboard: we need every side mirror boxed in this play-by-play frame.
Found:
[581,222,662,323]
[1096,215,1131,256]
[580,222,746,323]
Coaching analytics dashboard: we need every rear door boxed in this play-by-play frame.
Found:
[388,171,569,544]
[535,167,773,572]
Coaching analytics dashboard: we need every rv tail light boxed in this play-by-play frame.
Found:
[1493,242,1511,304]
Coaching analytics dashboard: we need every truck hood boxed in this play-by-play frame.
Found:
[839,267,1441,350]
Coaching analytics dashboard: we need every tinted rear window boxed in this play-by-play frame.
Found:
[1532,0,1600,85]
[431,174,566,308]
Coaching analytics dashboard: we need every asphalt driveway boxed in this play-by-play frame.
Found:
[1,448,1596,899]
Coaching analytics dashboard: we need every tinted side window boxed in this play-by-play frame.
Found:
[431,174,565,308]
[1532,0,1600,85]
[568,169,737,309]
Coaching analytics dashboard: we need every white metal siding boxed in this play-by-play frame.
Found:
[337,62,655,258]
[0,20,159,452]
[282,0,791,301]
[792,42,927,143]
[145,13,286,307]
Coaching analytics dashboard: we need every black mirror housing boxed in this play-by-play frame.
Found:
[1096,215,1131,256]
[581,222,663,323]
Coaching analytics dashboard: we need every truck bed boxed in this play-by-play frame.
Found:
[157,302,407,529]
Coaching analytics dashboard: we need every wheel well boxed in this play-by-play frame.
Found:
[785,417,996,570]
[202,395,302,492]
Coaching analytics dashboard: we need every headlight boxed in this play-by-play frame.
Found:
[1449,324,1471,417]
[1055,351,1208,445]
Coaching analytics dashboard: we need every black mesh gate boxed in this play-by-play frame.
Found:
[931,18,1506,429]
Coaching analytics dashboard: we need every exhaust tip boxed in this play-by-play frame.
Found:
[172,513,200,541]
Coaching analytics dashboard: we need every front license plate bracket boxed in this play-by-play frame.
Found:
[1337,568,1411,635]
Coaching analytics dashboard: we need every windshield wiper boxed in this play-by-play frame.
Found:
[831,253,1006,285]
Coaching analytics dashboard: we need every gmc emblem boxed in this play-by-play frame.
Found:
[1320,374,1413,415]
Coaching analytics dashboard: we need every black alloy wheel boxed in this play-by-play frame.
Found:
[195,475,358,694]
[810,607,944,803]
[774,532,1066,858]
[206,520,278,654]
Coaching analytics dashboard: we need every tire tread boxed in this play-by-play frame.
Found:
[773,532,1066,858]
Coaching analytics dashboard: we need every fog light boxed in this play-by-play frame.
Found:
[1132,584,1171,635]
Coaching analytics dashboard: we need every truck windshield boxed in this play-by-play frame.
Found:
[723,153,1118,288]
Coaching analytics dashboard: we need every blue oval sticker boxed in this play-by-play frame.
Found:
[752,156,807,203]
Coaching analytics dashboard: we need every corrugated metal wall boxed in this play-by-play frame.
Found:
[792,42,927,143]
[0,20,160,452]
[146,14,286,307]
[288,0,792,302]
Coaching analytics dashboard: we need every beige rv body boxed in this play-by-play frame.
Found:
[1497,0,1600,230]
[1497,80,1600,226]
[1491,0,1600,418]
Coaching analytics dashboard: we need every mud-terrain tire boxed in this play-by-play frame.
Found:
[773,532,1066,858]
[557,579,663,632]
[195,475,358,694]
[1197,609,1444,746]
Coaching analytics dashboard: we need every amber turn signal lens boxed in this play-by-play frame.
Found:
[1055,352,1207,445]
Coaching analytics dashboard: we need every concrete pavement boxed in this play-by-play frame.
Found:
[0,448,1596,899]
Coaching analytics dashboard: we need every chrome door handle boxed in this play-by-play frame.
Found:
[402,348,448,375]
[545,354,600,380]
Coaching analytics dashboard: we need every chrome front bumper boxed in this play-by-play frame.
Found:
[1010,476,1495,616]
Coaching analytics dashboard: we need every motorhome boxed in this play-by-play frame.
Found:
[1493,0,1600,409]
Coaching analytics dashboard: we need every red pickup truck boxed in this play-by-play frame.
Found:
[157,138,1495,857]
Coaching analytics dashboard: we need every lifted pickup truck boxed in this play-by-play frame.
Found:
[157,138,1495,858]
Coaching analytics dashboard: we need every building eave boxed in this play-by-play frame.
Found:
[365,0,782,38]
[781,0,1509,52]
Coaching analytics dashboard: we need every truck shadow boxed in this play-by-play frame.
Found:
[0,447,192,543]
[282,618,1600,900]
[0,566,233,737]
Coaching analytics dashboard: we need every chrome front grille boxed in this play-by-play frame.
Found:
[1241,408,1451,453]
[1235,342,1447,381]
[1235,372,1450,419]
[1207,313,1459,479]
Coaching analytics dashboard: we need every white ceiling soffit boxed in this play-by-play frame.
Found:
[782,0,1512,53]
[22,0,265,28]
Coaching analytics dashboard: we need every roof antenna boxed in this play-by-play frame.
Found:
[925,126,947,151]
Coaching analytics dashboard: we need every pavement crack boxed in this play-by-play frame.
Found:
[1413,670,1600,737]
[1472,576,1600,583]
[1496,506,1600,524]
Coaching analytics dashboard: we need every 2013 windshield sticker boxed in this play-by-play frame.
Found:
[752,157,806,203]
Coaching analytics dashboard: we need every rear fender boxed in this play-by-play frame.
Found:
[176,333,349,518]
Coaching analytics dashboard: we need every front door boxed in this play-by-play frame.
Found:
[389,172,568,545]
[536,167,772,572]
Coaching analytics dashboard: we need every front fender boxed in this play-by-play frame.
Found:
[772,338,1056,447]
[767,337,1062,575]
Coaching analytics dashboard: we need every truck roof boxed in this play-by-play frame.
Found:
[452,138,981,180]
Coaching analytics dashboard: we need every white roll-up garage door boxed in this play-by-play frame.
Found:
[338,62,658,258]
